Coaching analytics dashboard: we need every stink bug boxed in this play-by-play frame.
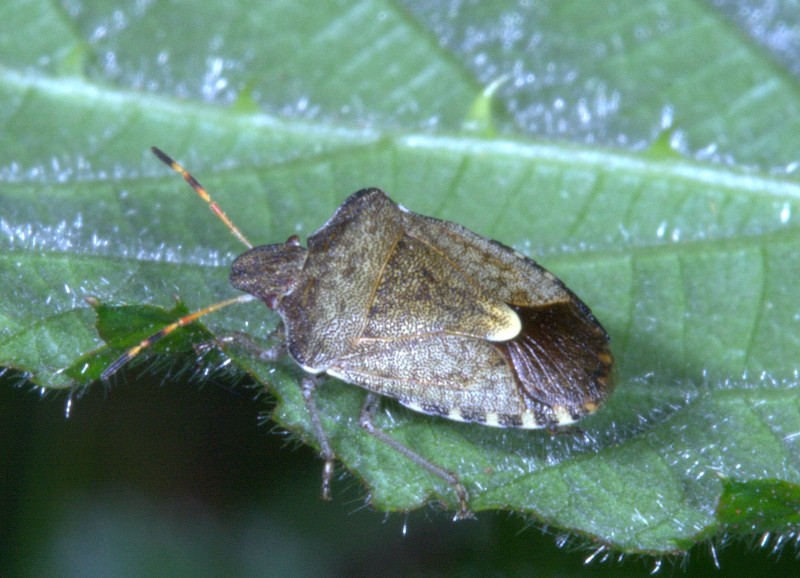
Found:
[104,147,614,518]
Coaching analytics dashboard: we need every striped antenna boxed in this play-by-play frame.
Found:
[103,148,259,379]
[102,295,255,380]
[151,146,253,249]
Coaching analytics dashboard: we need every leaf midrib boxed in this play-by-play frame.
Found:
[4,67,800,204]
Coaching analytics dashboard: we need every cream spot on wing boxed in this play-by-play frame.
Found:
[447,408,465,422]
[521,412,540,429]
[552,405,576,425]
[485,303,522,341]
[485,412,500,427]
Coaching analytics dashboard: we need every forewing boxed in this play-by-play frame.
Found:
[400,210,571,306]
[399,206,614,420]
[327,334,530,421]
[363,234,519,341]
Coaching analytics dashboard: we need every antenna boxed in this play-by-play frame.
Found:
[151,146,253,249]
[102,148,259,379]
[101,294,254,380]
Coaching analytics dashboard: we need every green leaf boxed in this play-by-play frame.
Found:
[717,479,800,536]
[2,0,800,558]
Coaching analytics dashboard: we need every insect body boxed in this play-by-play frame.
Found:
[231,188,613,428]
[105,148,614,518]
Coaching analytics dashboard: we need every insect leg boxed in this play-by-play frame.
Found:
[194,330,285,362]
[300,376,336,500]
[358,393,473,520]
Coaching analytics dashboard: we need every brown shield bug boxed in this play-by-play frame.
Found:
[103,147,614,518]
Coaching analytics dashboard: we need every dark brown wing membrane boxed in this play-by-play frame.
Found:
[496,302,613,420]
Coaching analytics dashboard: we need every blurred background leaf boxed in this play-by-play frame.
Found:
[2,0,800,575]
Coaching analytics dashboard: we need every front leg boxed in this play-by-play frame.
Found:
[300,376,337,500]
[194,330,285,362]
